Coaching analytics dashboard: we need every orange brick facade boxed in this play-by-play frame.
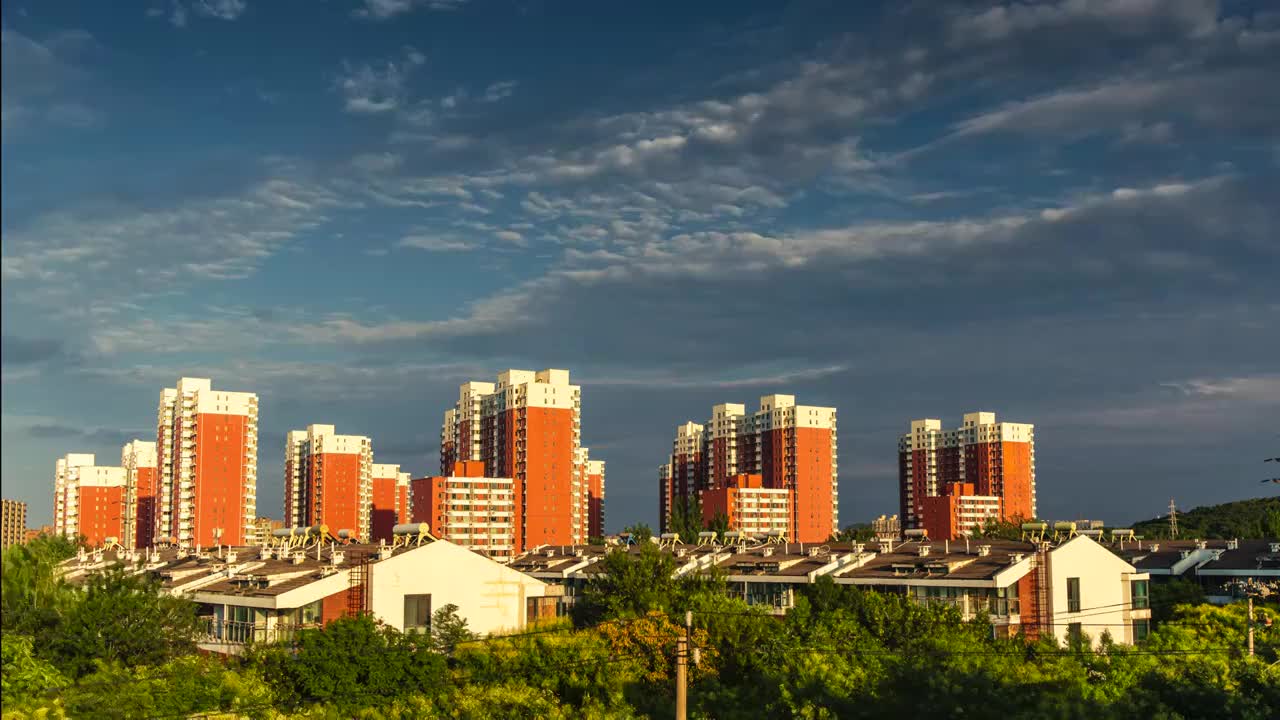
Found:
[900,413,1036,536]
[371,471,410,542]
[662,396,838,542]
[442,371,599,552]
[309,453,364,535]
[587,465,604,539]
[192,413,252,546]
[78,485,125,547]
[133,465,158,549]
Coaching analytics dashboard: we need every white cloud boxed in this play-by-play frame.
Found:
[335,48,425,114]
[397,234,476,252]
[1,28,99,140]
[355,0,469,20]
[481,80,517,103]
[3,175,349,303]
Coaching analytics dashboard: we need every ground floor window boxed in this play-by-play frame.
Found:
[404,594,432,632]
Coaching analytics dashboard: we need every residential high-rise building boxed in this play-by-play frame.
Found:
[53,456,127,547]
[440,369,602,550]
[284,424,373,539]
[54,453,95,538]
[658,463,674,533]
[121,440,158,549]
[156,377,259,547]
[700,474,791,538]
[371,463,411,542]
[412,461,516,560]
[586,458,605,539]
[254,516,283,540]
[899,412,1036,537]
[1,499,27,551]
[918,482,1003,540]
[660,395,838,542]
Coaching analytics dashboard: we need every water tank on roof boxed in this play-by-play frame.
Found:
[393,523,431,535]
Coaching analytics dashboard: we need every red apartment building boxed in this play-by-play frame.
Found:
[899,412,1036,538]
[659,395,838,542]
[371,463,411,542]
[412,460,516,560]
[156,378,259,547]
[700,474,792,538]
[52,453,128,547]
[121,440,158,549]
[440,370,603,551]
[284,425,372,540]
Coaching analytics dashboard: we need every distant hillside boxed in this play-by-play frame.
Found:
[1131,496,1280,539]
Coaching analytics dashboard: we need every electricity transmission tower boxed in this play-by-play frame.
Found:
[1168,498,1178,538]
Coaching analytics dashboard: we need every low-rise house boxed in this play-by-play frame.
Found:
[59,526,552,655]
[1113,538,1280,603]
[511,533,1152,646]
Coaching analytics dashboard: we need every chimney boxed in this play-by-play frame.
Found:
[917,545,931,558]
[978,545,991,557]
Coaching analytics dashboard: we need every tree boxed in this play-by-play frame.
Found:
[1,533,79,635]
[250,614,447,711]
[669,495,704,542]
[432,603,477,655]
[620,523,652,543]
[44,568,200,678]
[971,517,1030,541]
[706,511,730,539]
[836,524,875,542]
[1,634,68,714]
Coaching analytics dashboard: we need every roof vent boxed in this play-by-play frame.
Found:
[331,551,345,565]
[224,551,238,564]
[676,548,687,558]
[1226,539,1239,550]
[1180,550,1192,560]
[762,547,775,557]
[808,547,822,557]
[291,552,305,565]
[1195,539,1207,550]
[378,546,394,561]
[1270,542,1280,554]
[1210,549,1224,561]
[978,545,991,557]
[1009,553,1025,564]
[1149,543,1160,553]
[544,549,557,558]
[851,542,865,555]
[574,548,585,557]
[917,545,931,558]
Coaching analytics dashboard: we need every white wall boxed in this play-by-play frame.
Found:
[1049,536,1138,647]
[369,540,548,636]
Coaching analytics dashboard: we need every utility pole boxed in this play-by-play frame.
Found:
[1248,596,1255,658]
[675,610,690,720]
[1168,499,1178,538]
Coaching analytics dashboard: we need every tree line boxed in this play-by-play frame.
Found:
[3,534,1278,719]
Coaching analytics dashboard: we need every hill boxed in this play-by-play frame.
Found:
[1131,496,1280,539]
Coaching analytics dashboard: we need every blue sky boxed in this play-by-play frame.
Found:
[3,0,1278,531]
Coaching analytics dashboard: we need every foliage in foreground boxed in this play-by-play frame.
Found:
[4,536,1279,719]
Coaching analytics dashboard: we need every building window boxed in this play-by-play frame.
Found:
[1133,618,1150,642]
[1131,579,1149,609]
[1067,622,1083,645]
[1066,577,1081,613]
[404,594,431,632]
